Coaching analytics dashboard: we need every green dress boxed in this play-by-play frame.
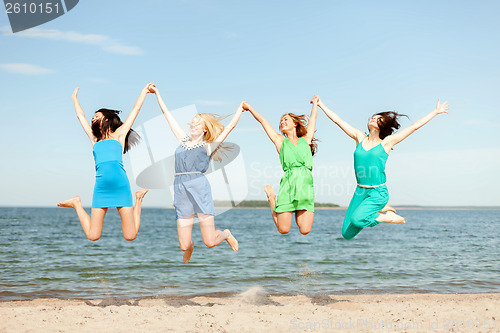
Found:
[274,137,314,213]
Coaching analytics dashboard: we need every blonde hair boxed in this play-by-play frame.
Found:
[197,113,230,162]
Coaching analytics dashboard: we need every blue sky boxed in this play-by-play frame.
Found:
[1,0,499,207]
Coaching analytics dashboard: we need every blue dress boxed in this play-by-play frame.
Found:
[173,137,215,219]
[92,139,133,209]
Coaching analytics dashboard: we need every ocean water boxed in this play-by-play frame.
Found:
[0,207,499,301]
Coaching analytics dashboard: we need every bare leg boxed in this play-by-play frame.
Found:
[379,205,396,213]
[376,210,405,224]
[57,196,106,241]
[117,189,149,241]
[295,210,314,235]
[264,185,278,226]
[198,213,228,248]
[264,185,293,234]
[177,216,195,263]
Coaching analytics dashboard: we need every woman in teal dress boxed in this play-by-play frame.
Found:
[57,83,153,241]
[316,97,449,239]
[242,97,319,235]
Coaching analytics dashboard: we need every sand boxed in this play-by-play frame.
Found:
[0,291,498,332]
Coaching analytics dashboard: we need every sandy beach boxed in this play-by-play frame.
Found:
[0,292,498,332]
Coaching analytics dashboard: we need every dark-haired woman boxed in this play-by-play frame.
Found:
[242,96,318,235]
[57,84,153,241]
[317,97,449,239]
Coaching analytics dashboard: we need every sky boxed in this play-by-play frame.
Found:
[1,0,499,207]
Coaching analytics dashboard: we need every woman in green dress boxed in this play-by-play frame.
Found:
[242,97,319,235]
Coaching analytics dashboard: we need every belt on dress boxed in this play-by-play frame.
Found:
[357,182,386,189]
[174,171,203,176]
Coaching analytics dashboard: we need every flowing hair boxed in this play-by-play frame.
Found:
[196,113,230,162]
[372,111,408,139]
[91,108,140,153]
[279,113,318,156]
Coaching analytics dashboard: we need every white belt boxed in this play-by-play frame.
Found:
[174,171,203,176]
[357,182,386,189]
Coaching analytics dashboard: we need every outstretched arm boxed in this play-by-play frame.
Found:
[383,99,449,149]
[116,82,154,139]
[242,102,283,153]
[72,87,95,144]
[304,95,319,144]
[317,97,365,144]
[151,86,187,141]
[208,102,244,153]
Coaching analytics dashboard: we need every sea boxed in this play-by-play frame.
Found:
[0,207,499,301]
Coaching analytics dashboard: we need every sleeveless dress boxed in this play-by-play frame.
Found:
[92,139,133,209]
[173,136,215,219]
[342,137,389,239]
[275,137,314,213]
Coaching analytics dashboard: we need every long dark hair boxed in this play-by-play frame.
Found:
[91,108,140,153]
[279,113,318,156]
[373,111,408,140]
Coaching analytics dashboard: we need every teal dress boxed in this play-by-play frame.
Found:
[275,137,314,213]
[92,139,133,209]
[342,137,389,239]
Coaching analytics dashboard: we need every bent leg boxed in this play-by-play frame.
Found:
[58,196,106,241]
[343,187,389,240]
[342,190,364,240]
[198,213,227,248]
[275,212,293,234]
[295,210,314,235]
[177,216,195,263]
[117,189,148,241]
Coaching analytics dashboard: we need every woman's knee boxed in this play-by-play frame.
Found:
[179,241,193,251]
[203,239,216,248]
[123,233,137,241]
[277,226,290,234]
[299,226,311,235]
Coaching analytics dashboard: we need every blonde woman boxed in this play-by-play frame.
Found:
[150,85,241,263]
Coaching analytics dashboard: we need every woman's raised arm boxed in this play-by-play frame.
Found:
[151,86,187,141]
[208,102,245,153]
[242,102,283,153]
[117,83,154,139]
[72,87,95,144]
[317,97,365,144]
[383,99,449,149]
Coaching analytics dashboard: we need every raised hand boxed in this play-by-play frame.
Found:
[310,95,319,105]
[144,82,156,93]
[242,101,252,111]
[434,98,449,115]
[72,87,79,101]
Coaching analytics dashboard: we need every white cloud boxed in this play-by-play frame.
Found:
[1,26,143,55]
[0,63,53,75]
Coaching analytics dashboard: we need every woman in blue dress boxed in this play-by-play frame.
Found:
[57,83,153,241]
[150,85,242,263]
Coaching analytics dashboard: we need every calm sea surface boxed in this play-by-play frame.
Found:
[0,207,498,301]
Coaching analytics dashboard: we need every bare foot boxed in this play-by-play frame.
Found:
[379,205,396,213]
[183,241,194,264]
[136,189,148,200]
[224,229,239,252]
[384,211,405,224]
[57,196,81,208]
[264,185,276,206]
